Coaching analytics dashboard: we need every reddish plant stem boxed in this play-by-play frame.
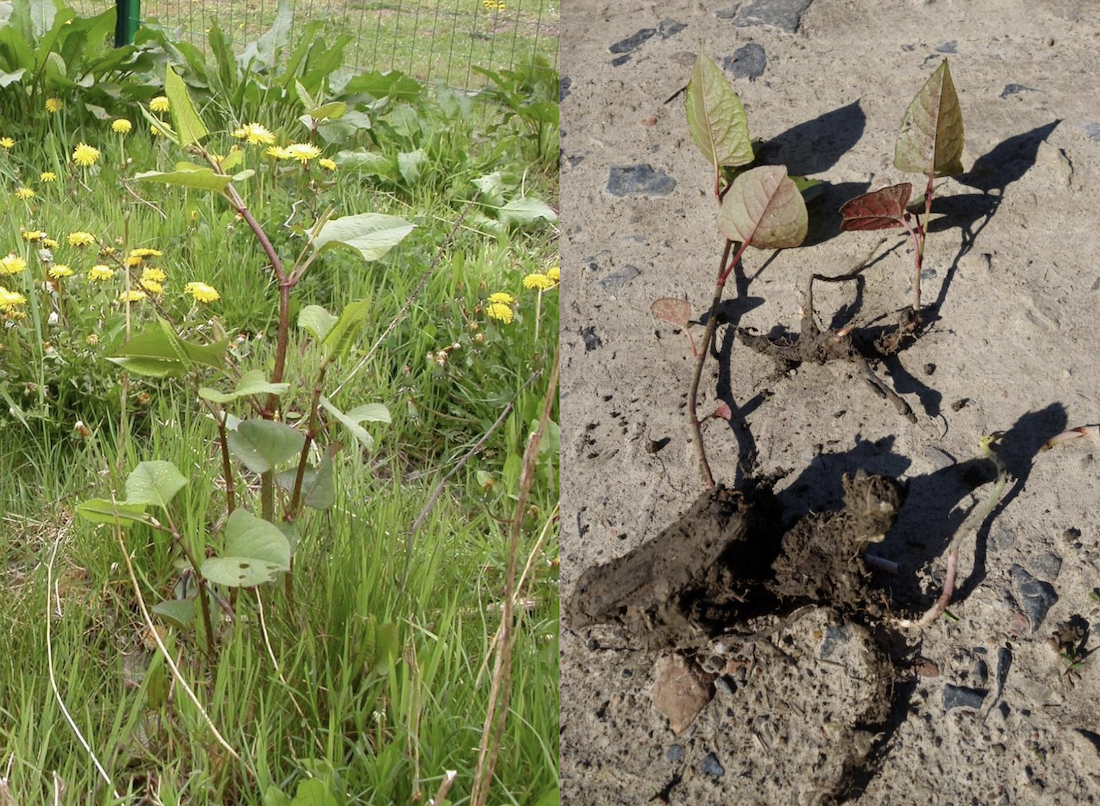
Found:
[288,364,329,519]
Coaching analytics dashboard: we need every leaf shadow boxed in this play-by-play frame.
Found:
[925,120,1062,321]
[760,100,867,176]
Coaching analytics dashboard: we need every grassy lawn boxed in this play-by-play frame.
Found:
[0,8,559,804]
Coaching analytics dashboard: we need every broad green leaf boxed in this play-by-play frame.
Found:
[29,0,55,38]
[180,336,229,371]
[264,785,293,806]
[839,183,913,231]
[320,396,378,451]
[227,419,306,474]
[106,356,187,378]
[238,0,292,71]
[312,213,415,263]
[397,149,426,185]
[895,59,964,178]
[298,304,338,342]
[219,150,244,173]
[717,165,807,249]
[232,169,255,183]
[135,168,232,192]
[650,298,692,328]
[333,150,395,180]
[165,64,209,147]
[125,461,188,509]
[497,197,558,226]
[790,175,826,204]
[76,499,150,528]
[276,454,335,510]
[0,68,25,87]
[151,599,195,629]
[472,171,506,207]
[309,101,347,121]
[199,369,290,404]
[289,778,339,806]
[533,788,561,806]
[346,403,390,424]
[108,320,189,377]
[343,69,422,102]
[686,53,753,175]
[201,509,291,587]
[322,298,370,361]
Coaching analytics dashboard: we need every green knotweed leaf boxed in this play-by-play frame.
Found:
[108,320,190,377]
[289,778,339,806]
[297,304,338,342]
[308,101,347,121]
[346,403,391,423]
[164,64,209,147]
[199,369,290,404]
[135,168,233,192]
[320,396,389,451]
[227,419,306,474]
[151,599,195,630]
[276,454,336,510]
[76,499,150,528]
[895,59,964,178]
[839,183,913,231]
[322,298,370,361]
[717,165,808,249]
[201,509,291,588]
[333,150,396,180]
[312,213,415,263]
[125,461,188,509]
[650,298,692,328]
[686,53,753,175]
[790,175,826,204]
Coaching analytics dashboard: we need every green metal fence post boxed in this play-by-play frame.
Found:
[114,0,141,46]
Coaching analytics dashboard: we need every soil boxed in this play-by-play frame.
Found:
[560,1,1100,803]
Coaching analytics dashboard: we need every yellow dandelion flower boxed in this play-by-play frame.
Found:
[284,143,322,163]
[112,118,132,134]
[0,137,13,149]
[118,289,146,302]
[150,124,164,137]
[318,158,337,171]
[14,187,34,200]
[130,248,163,258]
[124,255,143,268]
[87,265,114,281]
[547,266,559,282]
[68,232,97,247]
[45,97,63,113]
[86,333,99,346]
[486,302,514,324]
[48,265,73,279]
[0,254,26,275]
[488,292,516,305]
[42,238,59,249]
[149,96,170,113]
[141,267,166,282]
[72,143,100,167]
[523,272,555,291]
[232,123,276,146]
[21,230,45,242]
[185,281,220,303]
[0,287,26,308]
[266,145,291,160]
[39,171,56,182]
[140,278,164,294]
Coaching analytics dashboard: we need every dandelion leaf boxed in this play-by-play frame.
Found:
[165,64,208,147]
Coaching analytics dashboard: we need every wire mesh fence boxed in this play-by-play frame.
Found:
[73,0,559,89]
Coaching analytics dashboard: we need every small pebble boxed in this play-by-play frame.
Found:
[923,363,936,375]
[1082,123,1100,142]
[714,675,736,696]
[658,19,687,38]
[943,684,987,711]
[721,0,815,33]
[1010,564,1058,632]
[951,398,970,412]
[596,266,641,294]
[1000,83,1039,98]
[723,43,767,81]
[972,659,989,685]
[666,744,684,763]
[581,326,603,352]
[609,29,656,55]
[1063,527,1082,544]
[560,76,572,101]
[935,40,957,53]
[607,164,677,197]
[610,54,632,68]
[700,752,725,777]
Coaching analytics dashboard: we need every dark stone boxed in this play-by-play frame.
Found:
[611,54,632,68]
[990,527,1016,553]
[819,624,852,659]
[951,398,969,412]
[1081,123,1100,142]
[700,752,726,777]
[923,363,936,375]
[723,43,767,81]
[609,28,656,54]
[1010,564,1058,632]
[1000,83,1039,99]
[560,76,572,101]
[581,326,603,352]
[658,19,687,39]
[607,164,677,197]
[596,266,642,294]
[935,40,957,53]
[943,684,987,711]
[723,0,815,33]
[972,659,988,685]
[1029,551,1062,580]
[666,744,684,763]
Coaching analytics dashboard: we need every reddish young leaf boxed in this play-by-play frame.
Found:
[712,401,733,421]
[839,183,913,231]
[651,298,692,328]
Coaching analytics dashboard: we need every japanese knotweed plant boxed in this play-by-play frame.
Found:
[839,59,964,319]
[654,54,809,488]
[76,66,413,651]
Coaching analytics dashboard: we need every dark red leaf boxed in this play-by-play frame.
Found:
[839,183,913,231]
[712,401,732,421]
[650,298,692,328]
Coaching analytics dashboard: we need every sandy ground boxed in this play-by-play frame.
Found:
[560,1,1100,803]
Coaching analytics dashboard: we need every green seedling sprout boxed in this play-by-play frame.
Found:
[840,59,964,319]
[900,432,1006,629]
[678,53,808,488]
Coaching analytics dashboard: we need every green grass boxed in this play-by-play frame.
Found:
[74,0,559,90]
[0,50,558,806]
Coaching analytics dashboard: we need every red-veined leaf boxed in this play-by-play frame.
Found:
[650,298,692,328]
[839,183,913,231]
[895,59,964,178]
[717,165,807,249]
